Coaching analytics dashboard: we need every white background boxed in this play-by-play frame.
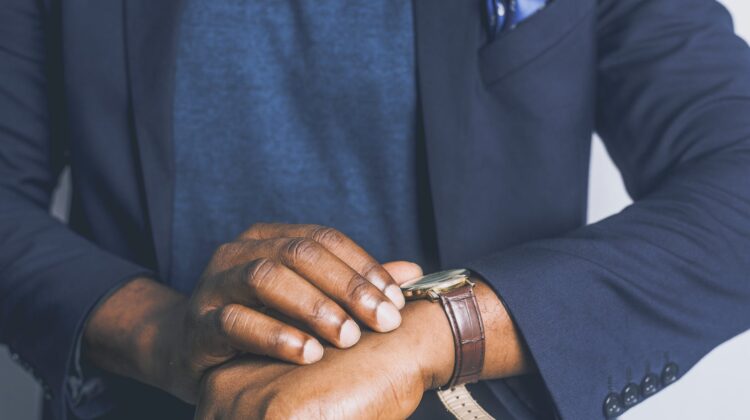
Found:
[1,1,749,418]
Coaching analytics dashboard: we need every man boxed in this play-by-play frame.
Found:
[1,0,749,419]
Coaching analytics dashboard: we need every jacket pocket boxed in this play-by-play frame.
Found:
[478,0,596,85]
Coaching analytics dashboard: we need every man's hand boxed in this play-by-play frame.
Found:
[84,223,419,403]
[195,299,450,420]
[195,279,533,419]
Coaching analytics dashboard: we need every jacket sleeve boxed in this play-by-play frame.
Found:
[0,2,151,418]
[467,1,750,418]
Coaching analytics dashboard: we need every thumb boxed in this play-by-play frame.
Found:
[382,261,423,286]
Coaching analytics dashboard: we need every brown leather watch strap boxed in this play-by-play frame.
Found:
[439,284,485,389]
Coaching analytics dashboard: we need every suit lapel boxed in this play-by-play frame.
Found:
[124,0,185,279]
[414,0,481,266]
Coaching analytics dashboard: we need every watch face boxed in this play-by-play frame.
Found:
[400,268,470,292]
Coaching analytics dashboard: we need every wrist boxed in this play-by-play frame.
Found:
[84,278,191,397]
[141,295,192,398]
[399,276,520,390]
[398,299,455,390]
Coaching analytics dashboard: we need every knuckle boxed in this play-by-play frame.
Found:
[239,222,268,240]
[360,261,383,280]
[344,275,375,304]
[215,242,241,260]
[218,305,244,337]
[248,222,267,233]
[310,226,344,247]
[309,298,333,324]
[245,258,277,292]
[282,237,319,264]
[266,324,289,353]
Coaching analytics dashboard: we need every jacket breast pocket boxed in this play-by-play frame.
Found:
[478,0,596,85]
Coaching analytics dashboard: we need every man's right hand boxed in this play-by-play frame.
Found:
[83,223,418,403]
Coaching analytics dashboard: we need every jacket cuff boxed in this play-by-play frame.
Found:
[466,245,689,420]
[5,252,151,420]
[64,274,150,419]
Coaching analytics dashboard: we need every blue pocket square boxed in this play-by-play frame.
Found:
[485,0,550,40]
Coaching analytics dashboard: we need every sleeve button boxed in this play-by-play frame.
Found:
[641,373,660,397]
[603,392,625,418]
[621,383,641,407]
[661,363,679,385]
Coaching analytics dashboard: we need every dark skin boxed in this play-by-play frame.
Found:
[84,223,407,402]
[195,278,532,419]
[84,223,530,417]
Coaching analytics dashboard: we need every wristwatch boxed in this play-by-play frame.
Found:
[400,269,486,389]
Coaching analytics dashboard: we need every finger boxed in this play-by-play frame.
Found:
[228,259,362,348]
[382,261,423,285]
[240,223,405,308]
[265,237,402,332]
[210,241,261,272]
[214,303,324,364]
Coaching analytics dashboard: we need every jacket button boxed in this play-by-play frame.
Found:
[603,392,625,418]
[621,383,641,407]
[661,363,679,385]
[641,373,660,397]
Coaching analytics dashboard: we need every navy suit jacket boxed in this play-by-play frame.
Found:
[2,0,750,419]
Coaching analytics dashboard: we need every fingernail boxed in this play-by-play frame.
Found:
[376,302,402,331]
[385,284,406,309]
[339,320,361,348]
[302,339,324,363]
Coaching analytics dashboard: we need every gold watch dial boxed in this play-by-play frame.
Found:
[400,268,472,300]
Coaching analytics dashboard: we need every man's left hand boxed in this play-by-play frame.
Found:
[194,298,455,419]
[195,275,532,419]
